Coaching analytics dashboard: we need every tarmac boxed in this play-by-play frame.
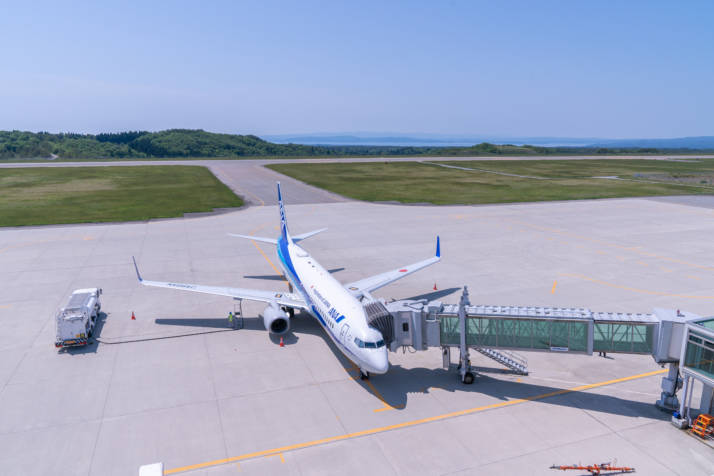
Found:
[2,167,714,474]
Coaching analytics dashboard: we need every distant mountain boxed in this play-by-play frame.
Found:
[267,133,714,149]
[587,136,714,149]
[266,134,485,146]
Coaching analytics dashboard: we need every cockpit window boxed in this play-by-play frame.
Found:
[354,337,386,349]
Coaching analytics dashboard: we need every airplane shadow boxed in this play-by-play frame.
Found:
[155,318,231,329]
[289,313,667,421]
[153,310,667,422]
[400,287,461,302]
[371,365,666,421]
[154,314,304,346]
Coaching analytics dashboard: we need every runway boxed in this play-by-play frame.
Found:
[1,187,714,474]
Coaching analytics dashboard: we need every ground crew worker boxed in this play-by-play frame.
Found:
[228,311,234,328]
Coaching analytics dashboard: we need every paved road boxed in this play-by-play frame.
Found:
[2,154,714,205]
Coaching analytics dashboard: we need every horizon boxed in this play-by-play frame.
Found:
[2,1,713,138]
[5,128,714,149]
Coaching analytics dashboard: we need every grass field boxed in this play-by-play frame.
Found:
[267,159,714,204]
[0,166,243,226]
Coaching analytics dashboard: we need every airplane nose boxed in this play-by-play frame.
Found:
[371,349,389,374]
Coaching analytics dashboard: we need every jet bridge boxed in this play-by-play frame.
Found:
[378,286,709,414]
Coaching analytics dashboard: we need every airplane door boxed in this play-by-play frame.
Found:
[339,323,350,344]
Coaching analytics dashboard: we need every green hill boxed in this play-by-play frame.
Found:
[0,129,705,160]
[0,129,327,159]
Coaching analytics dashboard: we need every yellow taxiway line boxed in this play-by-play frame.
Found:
[245,224,289,285]
[250,240,288,285]
[345,363,404,412]
[164,368,666,474]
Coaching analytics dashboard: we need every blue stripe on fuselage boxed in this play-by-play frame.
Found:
[275,238,361,364]
[276,237,328,327]
[276,241,360,362]
[277,237,298,279]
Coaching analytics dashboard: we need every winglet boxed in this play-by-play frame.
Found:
[436,236,441,258]
[132,256,143,282]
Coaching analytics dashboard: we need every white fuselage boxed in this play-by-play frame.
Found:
[276,236,389,374]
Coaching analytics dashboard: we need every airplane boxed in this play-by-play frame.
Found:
[132,182,440,378]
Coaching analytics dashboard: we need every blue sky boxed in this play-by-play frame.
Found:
[1,1,712,138]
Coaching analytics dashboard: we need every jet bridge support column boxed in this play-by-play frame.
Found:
[458,287,475,384]
[656,363,681,412]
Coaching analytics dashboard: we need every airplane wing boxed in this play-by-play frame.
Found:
[132,257,307,310]
[344,236,440,298]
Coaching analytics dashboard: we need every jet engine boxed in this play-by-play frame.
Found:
[262,303,290,335]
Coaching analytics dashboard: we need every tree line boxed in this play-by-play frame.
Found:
[0,129,690,160]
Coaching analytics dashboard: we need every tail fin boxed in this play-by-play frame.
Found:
[277,182,290,241]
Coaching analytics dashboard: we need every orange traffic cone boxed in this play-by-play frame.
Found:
[279,337,284,347]
[131,311,136,321]
[433,283,438,291]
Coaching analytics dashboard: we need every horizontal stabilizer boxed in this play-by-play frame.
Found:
[228,233,277,244]
[293,228,327,242]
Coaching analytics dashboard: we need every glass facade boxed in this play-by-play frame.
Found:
[696,318,714,331]
[439,316,460,346]
[439,315,653,354]
[439,315,590,352]
[592,322,654,354]
[684,330,714,381]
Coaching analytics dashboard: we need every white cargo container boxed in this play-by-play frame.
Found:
[55,288,102,349]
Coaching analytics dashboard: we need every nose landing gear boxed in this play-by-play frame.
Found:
[360,370,370,380]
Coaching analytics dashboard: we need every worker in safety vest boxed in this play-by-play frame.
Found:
[228,311,234,327]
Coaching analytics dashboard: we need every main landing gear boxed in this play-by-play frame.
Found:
[456,361,475,385]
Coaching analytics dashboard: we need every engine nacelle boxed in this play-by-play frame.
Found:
[262,303,290,335]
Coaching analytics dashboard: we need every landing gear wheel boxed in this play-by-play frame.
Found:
[360,371,370,380]
[462,372,475,385]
